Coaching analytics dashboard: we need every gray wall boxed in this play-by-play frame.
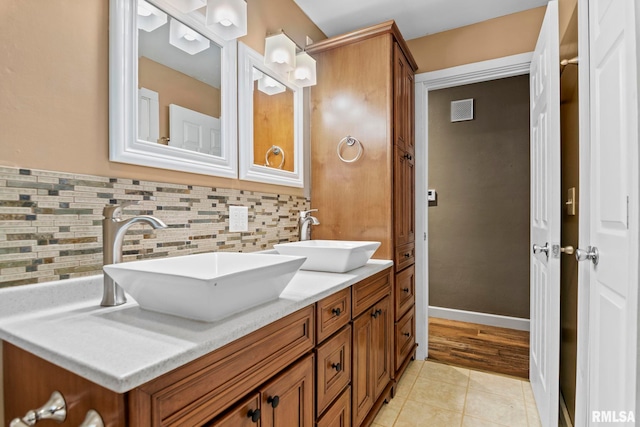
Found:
[428,75,530,319]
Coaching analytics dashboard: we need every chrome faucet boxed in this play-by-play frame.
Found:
[101,202,167,306]
[299,209,320,241]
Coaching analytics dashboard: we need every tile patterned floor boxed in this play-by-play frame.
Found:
[373,360,542,427]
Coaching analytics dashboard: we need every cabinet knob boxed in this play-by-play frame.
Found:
[371,308,383,318]
[331,307,341,316]
[331,362,342,372]
[403,253,411,258]
[247,409,261,423]
[402,287,410,293]
[403,153,413,160]
[267,395,280,408]
[403,332,411,338]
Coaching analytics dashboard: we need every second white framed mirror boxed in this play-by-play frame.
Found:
[238,42,304,187]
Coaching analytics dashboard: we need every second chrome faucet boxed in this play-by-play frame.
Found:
[299,209,319,241]
[101,202,167,307]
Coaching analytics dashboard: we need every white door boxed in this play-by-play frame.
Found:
[169,104,222,157]
[582,0,639,423]
[529,2,561,426]
[138,87,159,143]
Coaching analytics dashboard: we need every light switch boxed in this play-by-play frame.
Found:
[229,206,249,232]
[427,189,437,202]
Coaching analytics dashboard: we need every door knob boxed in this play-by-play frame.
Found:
[532,243,550,258]
[575,246,599,266]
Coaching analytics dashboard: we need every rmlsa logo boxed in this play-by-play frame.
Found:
[592,411,636,423]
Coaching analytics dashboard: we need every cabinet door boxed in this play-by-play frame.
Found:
[352,296,392,426]
[260,355,314,427]
[207,394,261,427]
[393,43,415,156]
[371,296,392,399]
[394,146,415,247]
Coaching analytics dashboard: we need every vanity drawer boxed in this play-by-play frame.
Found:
[131,306,314,426]
[317,288,351,343]
[317,386,351,427]
[395,243,415,271]
[352,268,392,318]
[394,264,415,321]
[316,325,352,416]
[395,306,416,372]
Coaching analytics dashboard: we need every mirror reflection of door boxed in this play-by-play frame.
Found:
[137,0,222,154]
[252,67,295,172]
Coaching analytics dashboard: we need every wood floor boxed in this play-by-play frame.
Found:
[428,317,530,379]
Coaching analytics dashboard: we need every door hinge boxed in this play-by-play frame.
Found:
[424,232,427,241]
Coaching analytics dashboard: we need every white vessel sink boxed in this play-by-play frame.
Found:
[103,253,306,322]
[273,240,381,273]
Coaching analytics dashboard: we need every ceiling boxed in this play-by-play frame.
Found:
[293,0,550,41]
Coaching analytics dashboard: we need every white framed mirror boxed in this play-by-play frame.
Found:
[238,43,304,187]
[109,0,238,178]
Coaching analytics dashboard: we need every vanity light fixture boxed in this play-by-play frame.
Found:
[206,0,247,40]
[289,51,316,87]
[264,32,297,74]
[169,18,210,55]
[258,75,286,96]
[171,0,206,13]
[137,0,167,32]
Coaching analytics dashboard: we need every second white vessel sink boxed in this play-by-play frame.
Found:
[103,252,306,322]
[273,240,381,273]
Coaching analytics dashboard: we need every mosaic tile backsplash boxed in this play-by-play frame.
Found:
[0,166,309,288]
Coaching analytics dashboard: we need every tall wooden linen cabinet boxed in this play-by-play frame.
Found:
[307,20,418,424]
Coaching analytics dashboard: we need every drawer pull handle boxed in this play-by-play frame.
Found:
[10,391,66,427]
[403,253,411,258]
[371,308,383,318]
[331,362,342,372]
[267,395,280,408]
[402,287,410,293]
[403,332,411,337]
[79,410,104,427]
[331,307,342,316]
[247,409,261,423]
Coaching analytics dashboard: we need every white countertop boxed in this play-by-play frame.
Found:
[0,260,392,394]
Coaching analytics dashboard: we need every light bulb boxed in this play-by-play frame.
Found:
[184,33,197,41]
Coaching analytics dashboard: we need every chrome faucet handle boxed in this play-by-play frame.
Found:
[300,209,318,218]
[103,201,140,219]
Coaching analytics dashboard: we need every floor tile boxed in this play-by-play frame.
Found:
[419,361,470,388]
[408,377,468,412]
[373,399,402,427]
[468,370,524,398]
[395,372,417,399]
[394,400,463,427]
[462,415,511,427]
[404,359,425,377]
[526,403,543,427]
[464,387,528,427]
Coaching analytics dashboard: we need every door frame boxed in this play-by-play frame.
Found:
[414,52,533,359]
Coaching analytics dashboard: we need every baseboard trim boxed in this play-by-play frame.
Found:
[429,306,530,331]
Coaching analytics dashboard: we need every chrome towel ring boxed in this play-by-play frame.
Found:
[265,145,285,169]
[337,136,363,163]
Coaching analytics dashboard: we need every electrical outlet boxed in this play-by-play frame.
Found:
[427,189,437,202]
[229,206,248,232]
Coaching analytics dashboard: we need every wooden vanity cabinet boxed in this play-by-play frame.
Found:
[3,268,395,427]
[307,20,418,388]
